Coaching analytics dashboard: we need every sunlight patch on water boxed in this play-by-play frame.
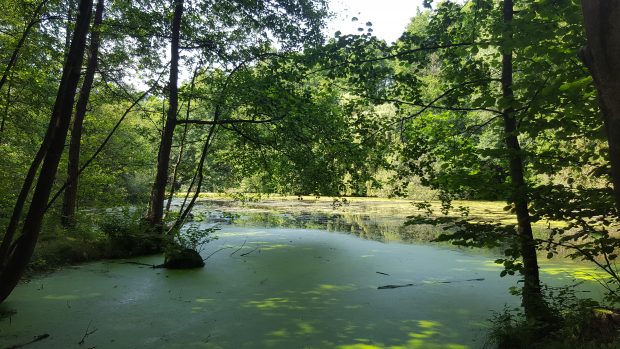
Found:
[540,266,609,281]
[245,297,304,310]
[194,298,214,303]
[43,292,100,300]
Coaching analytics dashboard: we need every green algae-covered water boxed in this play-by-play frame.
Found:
[0,201,606,349]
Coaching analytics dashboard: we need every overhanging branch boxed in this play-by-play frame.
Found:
[177,116,283,126]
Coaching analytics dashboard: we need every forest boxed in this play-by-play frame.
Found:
[1,0,620,348]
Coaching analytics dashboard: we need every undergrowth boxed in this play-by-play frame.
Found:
[486,284,620,349]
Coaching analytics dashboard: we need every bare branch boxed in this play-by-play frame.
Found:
[177,116,283,126]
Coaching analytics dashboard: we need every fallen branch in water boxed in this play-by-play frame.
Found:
[436,278,484,284]
[229,239,247,256]
[240,246,259,257]
[204,246,232,261]
[3,334,49,349]
[78,320,98,345]
[121,261,157,268]
[378,278,485,290]
[378,283,414,289]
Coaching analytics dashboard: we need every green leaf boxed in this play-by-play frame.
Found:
[559,76,592,92]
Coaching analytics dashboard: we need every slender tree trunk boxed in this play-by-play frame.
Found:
[0,0,49,94]
[165,68,200,214]
[47,84,157,211]
[0,77,11,143]
[0,135,49,267]
[165,111,188,214]
[61,0,104,227]
[501,0,550,323]
[0,0,92,304]
[65,0,75,55]
[0,87,58,265]
[171,117,218,234]
[579,1,620,215]
[147,0,184,231]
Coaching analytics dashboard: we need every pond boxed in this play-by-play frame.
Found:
[0,199,606,349]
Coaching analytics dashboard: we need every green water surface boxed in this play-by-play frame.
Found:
[0,204,605,349]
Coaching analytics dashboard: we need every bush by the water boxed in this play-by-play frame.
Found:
[486,285,620,349]
[98,207,161,257]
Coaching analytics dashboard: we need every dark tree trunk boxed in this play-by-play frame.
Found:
[61,0,104,227]
[165,110,188,214]
[0,130,49,267]
[47,85,156,210]
[0,0,92,304]
[579,1,620,215]
[65,0,75,55]
[170,106,220,235]
[165,67,199,214]
[147,0,184,231]
[0,77,11,142]
[0,0,50,94]
[501,0,551,323]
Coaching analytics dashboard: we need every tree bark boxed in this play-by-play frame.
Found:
[171,115,218,234]
[501,0,550,323]
[0,0,92,304]
[579,1,620,215]
[0,130,49,267]
[0,77,11,142]
[61,0,105,227]
[65,0,75,56]
[147,0,184,231]
[165,67,200,214]
[165,106,188,214]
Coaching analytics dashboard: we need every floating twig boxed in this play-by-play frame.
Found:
[204,246,233,261]
[78,320,98,345]
[378,283,414,290]
[3,334,50,349]
[240,246,259,257]
[229,239,247,256]
[121,261,156,268]
[378,278,485,290]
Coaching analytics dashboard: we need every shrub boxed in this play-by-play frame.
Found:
[486,285,620,349]
[97,206,161,257]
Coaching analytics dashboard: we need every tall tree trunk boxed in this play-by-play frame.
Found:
[0,0,59,255]
[61,0,105,227]
[0,77,11,143]
[0,0,92,304]
[47,84,157,211]
[65,0,75,56]
[0,0,50,94]
[0,129,50,267]
[579,1,620,215]
[501,0,550,323]
[165,67,200,214]
[171,116,218,234]
[147,0,184,231]
[165,110,188,214]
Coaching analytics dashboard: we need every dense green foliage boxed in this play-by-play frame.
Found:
[1,0,619,345]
